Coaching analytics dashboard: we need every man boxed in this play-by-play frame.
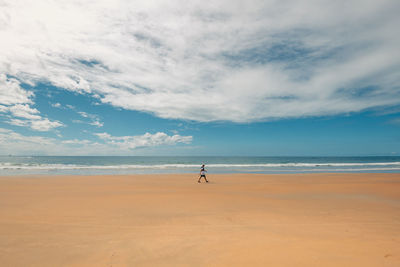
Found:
[198,164,209,183]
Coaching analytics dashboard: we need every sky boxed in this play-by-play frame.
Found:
[0,0,399,156]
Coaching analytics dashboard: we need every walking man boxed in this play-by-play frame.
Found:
[198,164,209,183]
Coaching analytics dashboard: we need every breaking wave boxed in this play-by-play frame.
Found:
[1,162,400,170]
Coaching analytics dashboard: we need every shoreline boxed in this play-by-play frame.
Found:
[1,171,400,178]
[1,155,399,177]
[1,173,399,266]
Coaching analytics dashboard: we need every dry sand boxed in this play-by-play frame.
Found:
[0,173,399,266]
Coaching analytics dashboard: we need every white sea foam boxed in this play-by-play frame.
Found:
[1,162,400,170]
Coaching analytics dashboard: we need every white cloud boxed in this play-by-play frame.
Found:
[9,104,41,120]
[61,139,91,145]
[0,74,33,105]
[0,128,97,155]
[0,128,192,155]
[95,132,111,140]
[8,118,27,127]
[0,128,56,155]
[0,74,62,131]
[29,118,63,131]
[7,117,63,131]
[78,111,89,118]
[4,104,63,131]
[95,131,192,149]
[51,102,61,108]
[89,120,104,127]
[0,0,399,122]
[0,105,8,113]
[77,111,103,127]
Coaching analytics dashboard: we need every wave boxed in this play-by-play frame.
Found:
[1,162,400,170]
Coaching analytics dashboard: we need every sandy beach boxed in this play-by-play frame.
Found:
[0,173,399,266]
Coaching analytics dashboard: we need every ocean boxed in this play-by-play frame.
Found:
[0,156,400,175]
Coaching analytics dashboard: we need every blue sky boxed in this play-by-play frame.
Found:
[0,0,399,156]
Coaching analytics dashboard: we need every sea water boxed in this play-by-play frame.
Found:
[0,156,400,175]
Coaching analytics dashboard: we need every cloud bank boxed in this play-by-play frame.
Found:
[0,128,192,155]
[0,0,399,122]
[95,132,192,150]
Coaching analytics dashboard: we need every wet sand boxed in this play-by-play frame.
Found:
[0,173,399,266]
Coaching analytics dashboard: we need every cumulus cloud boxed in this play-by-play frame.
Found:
[3,105,63,132]
[95,132,192,149]
[28,118,63,131]
[0,0,399,122]
[0,75,63,131]
[7,117,63,131]
[0,74,33,105]
[9,104,41,120]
